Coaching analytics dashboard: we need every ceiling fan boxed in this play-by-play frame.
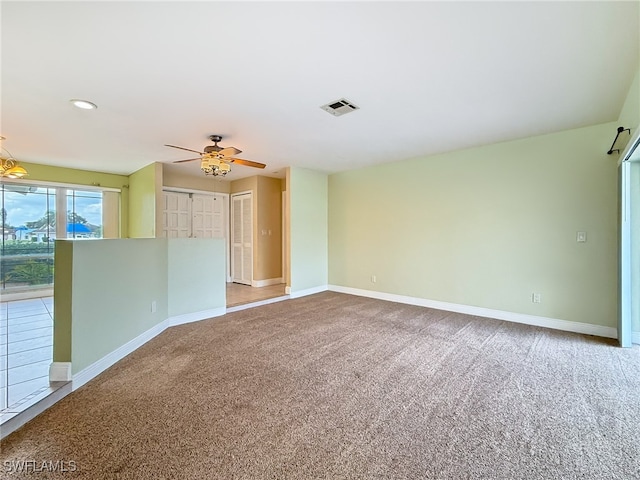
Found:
[165,135,266,177]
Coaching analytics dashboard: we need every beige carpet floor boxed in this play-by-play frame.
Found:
[2,292,640,479]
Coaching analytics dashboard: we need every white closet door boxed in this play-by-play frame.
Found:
[231,193,252,285]
[192,194,214,238]
[212,194,230,281]
[163,191,191,238]
[192,193,226,239]
[211,194,225,239]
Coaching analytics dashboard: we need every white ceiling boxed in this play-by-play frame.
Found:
[1,1,638,181]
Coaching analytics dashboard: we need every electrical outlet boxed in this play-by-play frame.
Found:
[532,293,541,304]
[151,301,157,313]
[371,275,377,283]
[576,231,587,243]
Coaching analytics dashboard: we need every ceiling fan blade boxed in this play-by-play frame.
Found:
[165,144,205,155]
[173,157,202,163]
[218,146,242,157]
[228,158,266,169]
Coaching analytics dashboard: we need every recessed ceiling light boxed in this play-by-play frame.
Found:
[70,99,97,110]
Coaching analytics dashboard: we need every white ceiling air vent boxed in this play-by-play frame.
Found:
[320,98,360,117]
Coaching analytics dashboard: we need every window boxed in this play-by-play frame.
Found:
[66,189,103,239]
[0,182,119,292]
[0,185,56,290]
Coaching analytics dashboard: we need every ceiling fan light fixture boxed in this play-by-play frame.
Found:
[70,99,98,110]
[0,137,28,178]
[2,164,28,178]
[201,154,229,176]
[166,135,265,176]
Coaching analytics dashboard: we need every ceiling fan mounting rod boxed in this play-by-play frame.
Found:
[209,135,222,144]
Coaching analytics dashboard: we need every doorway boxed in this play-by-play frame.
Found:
[162,189,230,280]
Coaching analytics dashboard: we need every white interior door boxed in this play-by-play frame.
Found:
[163,191,191,238]
[210,194,226,239]
[232,193,253,285]
[191,193,226,239]
[192,194,215,238]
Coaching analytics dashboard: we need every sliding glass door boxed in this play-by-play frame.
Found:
[0,185,57,292]
[0,184,108,293]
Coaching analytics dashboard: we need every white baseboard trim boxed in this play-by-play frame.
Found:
[226,295,290,313]
[328,285,618,340]
[72,319,170,391]
[168,307,226,327]
[251,277,284,288]
[1,305,229,436]
[289,284,328,299]
[72,305,228,390]
[49,362,72,382]
[633,331,640,345]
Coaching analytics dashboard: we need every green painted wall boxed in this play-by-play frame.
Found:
[52,240,73,363]
[289,167,328,293]
[56,239,168,374]
[329,122,618,328]
[128,162,162,238]
[53,237,228,374]
[13,162,129,237]
[618,67,640,133]
[167,238,226,316]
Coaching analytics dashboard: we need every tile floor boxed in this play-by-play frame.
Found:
[226,283,287,307]
[0,297,53,411]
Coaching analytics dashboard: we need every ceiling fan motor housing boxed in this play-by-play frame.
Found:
[204,145,222,154]
[204,134,223,154]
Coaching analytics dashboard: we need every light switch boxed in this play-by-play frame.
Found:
[576,231,587,243]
